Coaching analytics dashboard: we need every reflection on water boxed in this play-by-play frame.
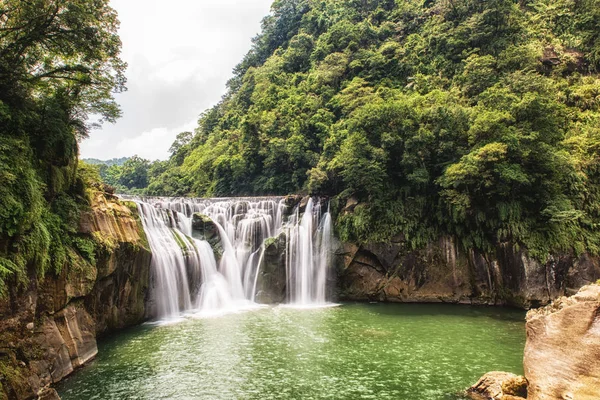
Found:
[56,303,525,400]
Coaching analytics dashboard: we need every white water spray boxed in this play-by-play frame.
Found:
[130,196,334,319]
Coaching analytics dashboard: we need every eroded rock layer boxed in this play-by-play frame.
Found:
[0,194,151,399]
[337,237,600,307]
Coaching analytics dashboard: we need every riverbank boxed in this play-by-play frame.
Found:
[2,195,599,400]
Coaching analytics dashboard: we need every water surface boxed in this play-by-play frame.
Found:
[57,303,525,400]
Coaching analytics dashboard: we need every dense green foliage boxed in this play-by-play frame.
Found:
[0,0,126,294]
[147,0,600,258]
[83,157,129,167]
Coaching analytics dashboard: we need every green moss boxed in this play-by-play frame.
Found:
[263,237,279,248]
[121,200,139,215]
[0,360,26,398]
[72,236,97,264]
[171,230,189,254]
[120,200,150,251]
[497,286,528,308]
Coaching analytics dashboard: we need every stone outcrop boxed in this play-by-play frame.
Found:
[468,284,600,399]
[466,371,527,400]
[524,284,600,399]
[191,213,223,259]
[254,233,287,304]
[337,236,600,307]
[0,193,151,399]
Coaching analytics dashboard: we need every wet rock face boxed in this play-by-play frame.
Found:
[37,304,98,384]
[0,193,152,399]
[524,284,600,400]
[466,371,527,400]
[254,233,287,304]
[85,243,151,333]
[338,237,476,304]
[191,213,223,260]
[337,236,600,307]
[191,213,219,241]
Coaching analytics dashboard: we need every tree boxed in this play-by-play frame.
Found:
[0,0,127,293]
[0,0,127,136]
[169,131,194,155]
[118,156,150,189]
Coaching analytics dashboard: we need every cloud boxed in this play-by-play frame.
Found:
[79,0,273,161]
[115,119,197,160]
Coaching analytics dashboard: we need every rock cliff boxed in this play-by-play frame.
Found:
[337,237,600,308]
[0,193,151,400]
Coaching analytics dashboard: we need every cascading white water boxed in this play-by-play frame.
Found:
[285,199,333,305]
[136,202,194,319]
[130,196,334,319]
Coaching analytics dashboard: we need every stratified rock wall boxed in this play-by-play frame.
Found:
[0,194,151,400]
[337,237,600,307]
[524,284,600,400]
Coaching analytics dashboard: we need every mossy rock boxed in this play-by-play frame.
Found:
[255,232,287,303]
[191,213,218,240]
[191,213,223,261]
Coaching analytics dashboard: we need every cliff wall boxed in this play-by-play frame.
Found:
[337,236,600,308]
[0,194,151,399]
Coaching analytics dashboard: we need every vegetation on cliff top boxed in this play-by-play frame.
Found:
[133,0,600,259]
[0,0,126,294]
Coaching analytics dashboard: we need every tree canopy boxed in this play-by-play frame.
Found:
[0,0,126,293]
[145,0,600,259]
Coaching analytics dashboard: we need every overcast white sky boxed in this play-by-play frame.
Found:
[80,0,273,161]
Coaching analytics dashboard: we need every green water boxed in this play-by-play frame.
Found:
[56,303,525,400]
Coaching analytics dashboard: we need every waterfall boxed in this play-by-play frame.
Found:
[130,196,334,319]
[136,202,193,319]
[285,199,333,305]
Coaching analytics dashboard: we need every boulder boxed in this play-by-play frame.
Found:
[298,195,310,213]
[524,284,600,399]
[191,213,222,258]
[466,371,527,400]
[284,195,302,209]
[342,196,359,214]
[254,233,287,304]
[38,388,60,400]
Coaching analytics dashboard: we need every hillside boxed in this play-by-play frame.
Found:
[143,0,600,258]
[82,157,129,167]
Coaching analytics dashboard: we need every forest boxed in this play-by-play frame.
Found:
[0,0,126,294]
[2,0,600,295]
[114,0,600,259]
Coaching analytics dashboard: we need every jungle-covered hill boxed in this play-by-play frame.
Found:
[0,0,126,293]
[143,0,600,259]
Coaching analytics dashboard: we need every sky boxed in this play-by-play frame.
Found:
[80,0,274,161]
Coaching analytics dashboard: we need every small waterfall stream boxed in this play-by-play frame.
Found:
[131,196,334,319]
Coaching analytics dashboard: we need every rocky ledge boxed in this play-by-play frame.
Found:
[467,284,600,400]
[0,193,151,399]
